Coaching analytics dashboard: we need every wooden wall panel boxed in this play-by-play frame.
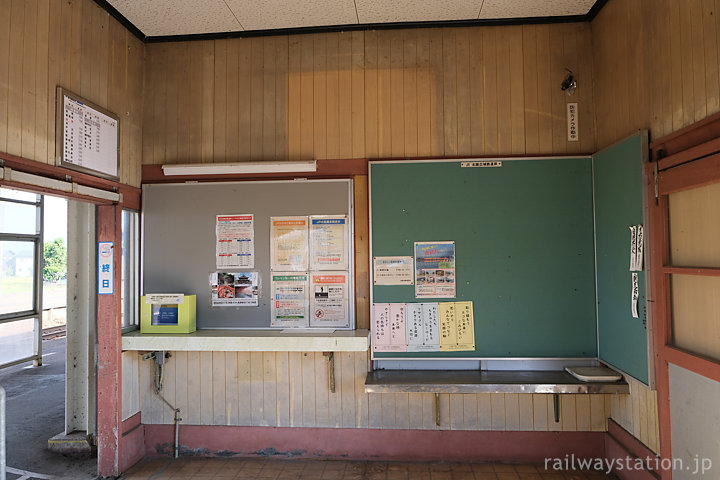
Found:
[610,376,659,454]
[142,24,596,166]
[121,351,140,421]
[134,351,614,433]
[593,0,720,150]
[0,0,143,187]
[591,0,720,456]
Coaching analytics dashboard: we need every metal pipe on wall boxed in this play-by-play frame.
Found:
[1,384,6,480]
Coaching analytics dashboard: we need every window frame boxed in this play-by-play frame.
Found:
[121,208,140,333]
[0,190,44,368]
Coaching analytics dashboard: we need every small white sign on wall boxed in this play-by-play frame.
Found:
[567,102,579,142]
[98,242,114,295]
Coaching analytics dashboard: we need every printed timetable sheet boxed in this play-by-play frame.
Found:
[216,214,255,269]
[372,301,474,353]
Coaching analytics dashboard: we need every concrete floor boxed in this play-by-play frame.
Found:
[0,337,97,480]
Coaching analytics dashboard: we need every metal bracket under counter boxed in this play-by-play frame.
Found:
[365,369,629,426]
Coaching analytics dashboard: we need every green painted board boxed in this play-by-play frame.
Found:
[594,132,650,385]
[370,158,598,358]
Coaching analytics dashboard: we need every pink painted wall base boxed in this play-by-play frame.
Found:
[140,425,605,464]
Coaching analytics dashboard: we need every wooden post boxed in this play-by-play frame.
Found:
[96,205,122,477]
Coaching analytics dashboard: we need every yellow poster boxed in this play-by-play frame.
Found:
[270,216,308,271]
[439,301,475,351]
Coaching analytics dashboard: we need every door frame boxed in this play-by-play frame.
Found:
[1,151,140,477]
[646,112,720,480]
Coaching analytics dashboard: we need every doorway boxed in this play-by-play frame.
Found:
[0,188,100,478]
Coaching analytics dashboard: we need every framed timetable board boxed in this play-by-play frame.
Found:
[55,87,120,181]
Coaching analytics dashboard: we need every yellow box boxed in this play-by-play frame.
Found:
[140,295,196,334]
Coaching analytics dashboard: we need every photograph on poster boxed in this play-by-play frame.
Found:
[414,241,456,298]
[210,271,260,307]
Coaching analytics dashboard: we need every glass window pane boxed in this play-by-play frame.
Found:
[0,241,36,315]
[0,200,38,235]
[0,188,38,202]
[42,196,67,312]
[122,210,138,328]
[669,182,720,267]
[0,318,35,365]
[671,274,720,362]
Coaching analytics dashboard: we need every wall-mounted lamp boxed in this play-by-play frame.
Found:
[561,69,577,96]
[161,160,317,176]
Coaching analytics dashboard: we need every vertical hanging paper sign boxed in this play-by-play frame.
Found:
[372,303,406,352]
[567,102,579,142]
[408,303,441,352]
[421,303,441,351]
[98,242,114,295]
[631,273,639,318]
[455,301,475,350]
[389,303,408,350]
[635,224,644,271]
[629,226,638,271]
[406,303,424,349]
[372,303,391,351]
[439,302,458,349]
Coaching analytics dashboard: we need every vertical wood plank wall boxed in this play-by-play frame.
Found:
[130,23,612,436]
[127,350,612,433]
[591,0,720,455]
[0,0,144,187]
[141,24,596,165]
[593,0,720,149]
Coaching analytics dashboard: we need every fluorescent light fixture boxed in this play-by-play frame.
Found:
[162,161,317,176]
[2,166,121,202]
[73,183,122,202]
[3,167,73,192]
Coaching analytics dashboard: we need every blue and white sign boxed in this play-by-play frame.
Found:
[98,241,114,295]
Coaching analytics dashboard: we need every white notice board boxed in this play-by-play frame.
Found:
[56,87,120,180]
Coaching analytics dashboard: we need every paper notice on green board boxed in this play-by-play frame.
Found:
[406,303,440,352]
[414,241,456,298]
[439,301,475,351]
[372,303,407,352]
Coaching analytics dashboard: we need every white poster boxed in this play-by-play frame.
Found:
[407,303,441,352]
[270,216,308,271]
[310,272,349,328]
[310,216,348,270]
[636,224,644,271]
[210,271,260,307]
[629,225,638,271]
[270,273,309,328]
[216,214,254,269]
[631,273,639,318]
[373,256,414,285]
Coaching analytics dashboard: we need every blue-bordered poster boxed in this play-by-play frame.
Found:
[414,241,455,298]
